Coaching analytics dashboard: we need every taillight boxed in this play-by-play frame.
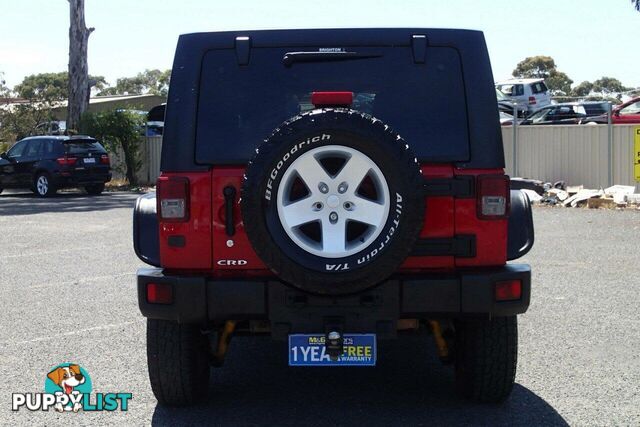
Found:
[311,91,354,107]
[157,176,190,222]
[146,283,173,304]
[528,96,536,105]
[476,175,509,219]
[495,280,522,301]
[56,156,78,166]
[100,154,110,165]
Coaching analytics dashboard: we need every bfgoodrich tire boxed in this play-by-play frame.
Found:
[454,316,518,403]
[147,319,210,406]
[242,109,424,295]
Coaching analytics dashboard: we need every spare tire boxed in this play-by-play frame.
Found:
[241,109,424,295]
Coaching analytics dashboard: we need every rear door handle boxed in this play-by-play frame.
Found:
[223,186,237,236]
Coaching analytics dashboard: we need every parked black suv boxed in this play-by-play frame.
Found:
[134,28,534,406]
[0,136,111,197]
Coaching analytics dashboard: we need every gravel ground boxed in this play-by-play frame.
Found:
[0,190,638,426]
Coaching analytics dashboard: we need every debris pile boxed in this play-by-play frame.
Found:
[510,178,640,209]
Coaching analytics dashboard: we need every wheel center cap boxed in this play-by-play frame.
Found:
[326,195,340,208]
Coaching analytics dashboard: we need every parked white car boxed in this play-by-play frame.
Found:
[495,78,551,113]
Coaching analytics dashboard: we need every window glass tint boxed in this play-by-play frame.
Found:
[513,85,524,96]
[530,108,550,123]
[7,140,28,158]
[25,140,43,157]
[42,140,58,156]
[583,103,607,115]
[620,101,640,115]
[196,46,470,163]
[530,82,548,94]
[64,140,105,154]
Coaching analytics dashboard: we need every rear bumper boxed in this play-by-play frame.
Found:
[53,171,111,187]
[137,264,531,338]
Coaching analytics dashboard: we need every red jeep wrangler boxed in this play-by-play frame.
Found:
[133,28,534,406]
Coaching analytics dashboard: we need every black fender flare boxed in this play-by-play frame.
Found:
[507,190,534,261]
[133,192,160,267]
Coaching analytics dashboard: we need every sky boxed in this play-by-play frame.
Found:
[1,0,639,90]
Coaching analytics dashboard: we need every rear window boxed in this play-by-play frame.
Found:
[497,84,524,96]
[531,82,548,94]
[64,140,105,154]
[583,103,607,115]
[195,46,470,164]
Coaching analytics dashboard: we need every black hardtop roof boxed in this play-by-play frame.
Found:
[162,27,504,171]
[177,27,483,47]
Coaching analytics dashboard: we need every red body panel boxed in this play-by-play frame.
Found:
[211,167,268,272]
[158,172,213,270]
[159,166,509,273]
[612,97,640,124]
[400,164,454,270]
[454,168,508,267]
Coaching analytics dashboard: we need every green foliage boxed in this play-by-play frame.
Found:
[80,109,145,185]
[0,72,10,97]
[0,72,107,143]
[99,69,171,96]
[512,55,573,95]
[571,81,594,97]
[13,72,107,101]
[592,77,627,95]
[14,72,68,101]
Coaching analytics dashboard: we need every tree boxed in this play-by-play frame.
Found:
[67,0,94,132]
[14,72,106,101]
[571,81,594,97]
[80,109,145,185]
[512,55,573,95]
[0,72,10,98]
[592,77,627,95]
[15,72,69,101]
[99,69,171,96]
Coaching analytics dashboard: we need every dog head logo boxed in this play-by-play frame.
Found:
[47,365,86,395]
[44,363,92,412]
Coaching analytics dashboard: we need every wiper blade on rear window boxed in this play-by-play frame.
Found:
[282,51,383,67]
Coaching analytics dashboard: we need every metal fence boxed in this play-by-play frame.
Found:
[115,128,639,190]
[110,136,162,185]
[502,124,639,190]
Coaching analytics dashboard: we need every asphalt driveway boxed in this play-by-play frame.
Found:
[1,190,638,425]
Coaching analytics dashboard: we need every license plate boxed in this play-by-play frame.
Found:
[288,334,376,366]
[83,157,96,164]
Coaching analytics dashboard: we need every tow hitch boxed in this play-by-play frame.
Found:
[325,331,344,361]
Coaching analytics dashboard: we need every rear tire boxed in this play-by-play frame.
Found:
[147,319,210,406]
[34,173,56,197]
[454,316,518,403]
[85,183,105,195]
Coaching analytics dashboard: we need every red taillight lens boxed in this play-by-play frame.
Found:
[157,176,190,222]
[100,154,110,165]
[528,96,536,105]
[146,283,173,304]
[495,280,522,301]
[56,156,78,166]
[477,175,510,219]
[311,91,354,107]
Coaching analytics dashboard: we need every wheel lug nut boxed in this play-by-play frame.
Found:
[313,202,323,211]
[343,202,353,210]
[329,212,338,223]
[319,183,329,194]
[338,182,348,194]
